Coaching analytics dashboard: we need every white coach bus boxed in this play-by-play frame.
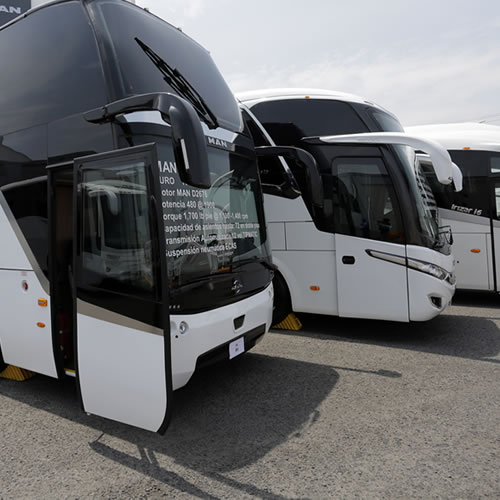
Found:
[0,2,317,432]
[407,122,500,291]
[238,89,462,323]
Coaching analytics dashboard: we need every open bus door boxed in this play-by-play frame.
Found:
[72,144,172,432]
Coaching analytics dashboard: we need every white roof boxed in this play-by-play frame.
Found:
[405,122,500,152]
[236,88,394,116]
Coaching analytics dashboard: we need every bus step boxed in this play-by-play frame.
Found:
[0,365,36,381]
[272,313,303,331]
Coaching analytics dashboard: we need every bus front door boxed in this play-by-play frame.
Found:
[491,178,500,292]
[333,157,409,321]
[73,145,172,432]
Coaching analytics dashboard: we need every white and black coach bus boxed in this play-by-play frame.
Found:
[0,1,317,432]
[238,89,462,323]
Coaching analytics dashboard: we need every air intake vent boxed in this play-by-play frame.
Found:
[233,315,245,330]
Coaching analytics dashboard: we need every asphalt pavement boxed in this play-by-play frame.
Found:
[0,290,499,499]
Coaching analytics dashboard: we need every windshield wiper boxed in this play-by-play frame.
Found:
[135,38,219,130]
[171,270,236,294]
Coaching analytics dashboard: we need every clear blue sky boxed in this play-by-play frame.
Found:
[138,0,500,126]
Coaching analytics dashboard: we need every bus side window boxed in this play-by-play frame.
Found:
[0,2,106,136]
[446,151,490,216]
[242,109,293,195]
[332,158,405,243]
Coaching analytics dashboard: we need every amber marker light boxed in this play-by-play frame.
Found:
[471,249,481,253]
[38,298,48,307]
[37,322,46,328]
[310,286,320,291]
[463,147,471,150]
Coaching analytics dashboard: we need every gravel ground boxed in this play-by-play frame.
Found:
[0,290,499,499]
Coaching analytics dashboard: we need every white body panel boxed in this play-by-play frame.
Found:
[272,250,338,315]
[170,284,273,389]
[335,235,409,321]
[0,198,57,376]
[440,208,494,290]
[77,310,167,432]
[286,222,335,251]
[0,270,57,377]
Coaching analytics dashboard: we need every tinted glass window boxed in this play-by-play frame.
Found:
[369,109,404,132]
[2,177,48,275]
[250,99,369,145]
[490,154,500,174]
[333,158,404,243]
[423,151,489,216]
[242,108,297,196]
[80,162,156,299]
[0,126,48,275]
[97,1,242,132]
[0,2,106,135]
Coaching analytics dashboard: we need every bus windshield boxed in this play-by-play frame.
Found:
[157,144,271,287]
[393,145,442,248]
[370,110,448,251]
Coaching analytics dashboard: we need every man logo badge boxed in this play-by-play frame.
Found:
[232,278,243,295]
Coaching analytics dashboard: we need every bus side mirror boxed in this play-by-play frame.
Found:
[255,146,323,208]
[84,92,211,189]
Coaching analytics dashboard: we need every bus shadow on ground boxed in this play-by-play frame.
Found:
[280,306,500,365]
[0,353,339,498]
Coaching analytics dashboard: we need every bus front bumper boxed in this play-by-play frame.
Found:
[169,284,273,390]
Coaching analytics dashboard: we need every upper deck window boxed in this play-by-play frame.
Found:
[0,2,106,135]
[250,99,368,144]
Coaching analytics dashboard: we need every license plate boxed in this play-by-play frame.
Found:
[229,337,245,360]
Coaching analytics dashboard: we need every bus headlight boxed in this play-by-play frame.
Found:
[407,258,454,284]
[366,250,455,285]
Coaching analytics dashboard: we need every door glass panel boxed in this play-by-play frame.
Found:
[80,161,156,298]
[495,184,500,219]
[333,158,404,243]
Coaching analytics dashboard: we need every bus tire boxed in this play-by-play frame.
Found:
[272,272,292,325]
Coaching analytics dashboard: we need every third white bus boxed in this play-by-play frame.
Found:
[407,122,500,292]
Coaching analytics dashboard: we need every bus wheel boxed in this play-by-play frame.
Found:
[272,273,292,325]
